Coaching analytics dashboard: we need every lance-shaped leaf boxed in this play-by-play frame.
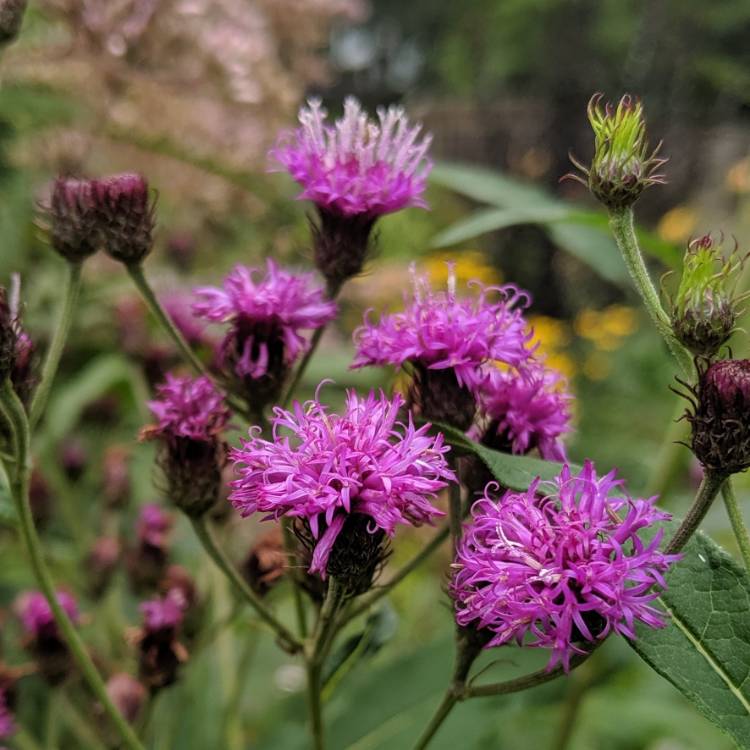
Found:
[631,530,750,748]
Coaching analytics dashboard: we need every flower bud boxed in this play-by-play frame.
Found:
[126,504,173,593]
[45,177,99,262]
[0,0,27,47]
[137,591,187,692]
[105,673,146,725]
[87,536,121,599]
[668,234,745,358]
[687,359,750,475]
[15,590,79,685]
[93,173,155,265]
[567,93,666,209]
[102,445,131,508]
[242,528,287,597]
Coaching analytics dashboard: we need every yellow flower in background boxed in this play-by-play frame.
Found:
[574,305,638,353]
[583,352,612,381]
[726,157,750,194]
[422,250,501,288]
[527,315,576,380]
[657,205,697,245]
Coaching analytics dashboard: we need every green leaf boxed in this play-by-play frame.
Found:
[433,421,577,491]
[630,531,750,748]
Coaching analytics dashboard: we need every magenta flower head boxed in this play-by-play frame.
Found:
[136,503,173,549]
[475,361,573,461]
[16,590,79,640]
[229,386,455,594]
[353,265,535,430]
[270,97,432,289]
[140,590,186,635]
[192,261,337,409]
[92,172,155,265]
[451,462,679,671]
[143,374,230,517]
[138,591,187,691]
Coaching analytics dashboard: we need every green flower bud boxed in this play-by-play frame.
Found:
[668,234,746,358]
[567,93,667,209]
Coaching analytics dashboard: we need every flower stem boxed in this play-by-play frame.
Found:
[448,480,462,549]
[280,279,343,409]
[721,480,750,570]
[411,690,458,750]
[126,263,208,376]
[340,524,450,627]
[29,262,82,428]
[282,517,308,638]
[0,380,145,750]
[189,517,302,654]
[608,207,693,378]
[665,471,726,554]
[305,576,345,750]
[125,263,249,417]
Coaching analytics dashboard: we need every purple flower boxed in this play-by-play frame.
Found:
[16,590,79,639]
[269,97,432,218]
[451,461,679,671]
[136,503,173,549]
[353,264,534,396]
[140,590,186,633]
[229,388,455,576]
[192,261,337,382]
[0,690,15,742]
[475,362,573,461]
[146,374,229,442]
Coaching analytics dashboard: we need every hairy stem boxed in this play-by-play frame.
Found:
[29,262,83,428]
[608,207,693,378]
[306,659,324,750]
[666,471,726,554]
[1,380,145,750]
[190,517,302,654]
[448,480,462,550]
[721,480,750,570]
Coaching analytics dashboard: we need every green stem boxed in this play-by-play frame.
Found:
[340,525,449,626]
[305,576,345,750]
[189,517,302,654]
[0,381,145,750]
[29,262,82,428]
[411,690,457,750]
[280,279,343,409]
[126,263,208,377]
[721,480,750,570]
[608,207,693,378]
[305,659,324,750]
[281,517,308,638]
[665,471,726,554]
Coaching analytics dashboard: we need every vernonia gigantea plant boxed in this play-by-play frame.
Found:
[0,90,748,750]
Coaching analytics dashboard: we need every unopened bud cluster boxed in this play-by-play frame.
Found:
[45,173,154,265]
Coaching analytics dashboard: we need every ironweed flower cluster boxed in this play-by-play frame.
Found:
[451,462,679,671]
[0,91,717,750]
[230,389,453,592]
[353,264,534,429]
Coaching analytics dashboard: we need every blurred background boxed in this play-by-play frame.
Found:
[1,1,750,748]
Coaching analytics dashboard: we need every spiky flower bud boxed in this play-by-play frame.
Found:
[567,93,666,209]
[687,359,750,475]
[93,173,155,265]
[0,0,27,47]
[46,177,100,262]
[668,234,745,358]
